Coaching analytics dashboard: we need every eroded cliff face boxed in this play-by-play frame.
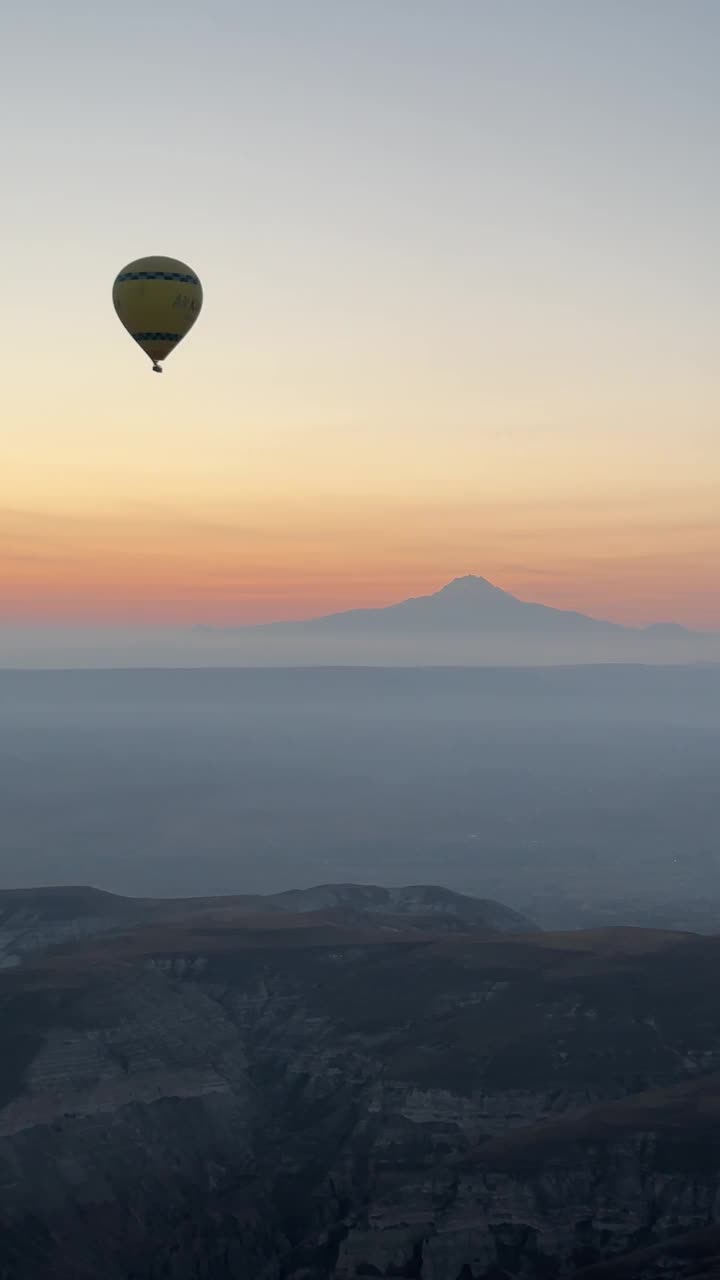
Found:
[2,923,720,1279]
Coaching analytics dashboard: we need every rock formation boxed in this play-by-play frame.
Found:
[1,889,720,1278]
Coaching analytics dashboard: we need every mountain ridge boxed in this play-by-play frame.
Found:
[0,881,537,969]
[191,574,720,666]
[206,575,713,636]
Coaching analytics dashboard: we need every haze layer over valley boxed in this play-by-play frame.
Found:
[2,663,719,932]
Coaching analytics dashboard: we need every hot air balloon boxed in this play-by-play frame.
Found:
[112,256,203,372]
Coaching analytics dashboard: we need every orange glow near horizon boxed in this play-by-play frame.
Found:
[2,484,719,629]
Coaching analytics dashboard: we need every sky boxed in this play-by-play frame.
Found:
[1,0,719,630]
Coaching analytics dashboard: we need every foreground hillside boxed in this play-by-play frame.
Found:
[2,893,720,1277]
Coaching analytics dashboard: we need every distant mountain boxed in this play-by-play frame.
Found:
[2,575,718,667]
[202,574,720,666]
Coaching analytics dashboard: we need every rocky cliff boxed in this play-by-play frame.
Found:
[1,895,720,1278]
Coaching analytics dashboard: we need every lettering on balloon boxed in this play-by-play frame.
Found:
[172,293,200,312]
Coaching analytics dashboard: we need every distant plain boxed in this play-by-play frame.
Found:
[2,665,718,930]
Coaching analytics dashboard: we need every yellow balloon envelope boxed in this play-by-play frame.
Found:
[112,256,203,372]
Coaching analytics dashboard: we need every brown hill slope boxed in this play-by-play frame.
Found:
[0,881,535,969]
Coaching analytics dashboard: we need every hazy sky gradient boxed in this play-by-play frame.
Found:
[2,1,719,627]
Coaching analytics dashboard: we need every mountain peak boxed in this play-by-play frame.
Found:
[435,574,503,596]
